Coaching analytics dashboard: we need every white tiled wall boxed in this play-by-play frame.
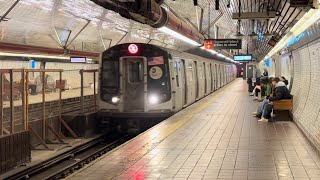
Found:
[280,38,320,150]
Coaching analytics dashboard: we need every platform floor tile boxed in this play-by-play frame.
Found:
[67,79,320,180]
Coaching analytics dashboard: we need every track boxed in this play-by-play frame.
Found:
[4,134,133,180]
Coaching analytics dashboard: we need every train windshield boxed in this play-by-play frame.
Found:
[101,60,119,88]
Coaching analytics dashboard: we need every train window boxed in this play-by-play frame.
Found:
[128,61,143,83]
[199,64,203,79]
[188,63,193,82]
[102,61,119,88]
[174,61,180,87]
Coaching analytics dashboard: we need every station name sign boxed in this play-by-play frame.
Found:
[204,39,242,50]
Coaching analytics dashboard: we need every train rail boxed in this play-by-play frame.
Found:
[4,134,133,180]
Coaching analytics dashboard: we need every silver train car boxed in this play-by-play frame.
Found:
[98,43,237,117]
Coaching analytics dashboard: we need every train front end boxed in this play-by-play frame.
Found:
[98,43,173,117]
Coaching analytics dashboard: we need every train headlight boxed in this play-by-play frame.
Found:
[149,94,159,105]
[111,96,120,104]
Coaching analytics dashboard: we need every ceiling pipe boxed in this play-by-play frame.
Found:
[0,42,99,58]
[90,0,204,45]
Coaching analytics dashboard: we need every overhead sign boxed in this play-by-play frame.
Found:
[234,55,252,61]
[290,0,310,7]
[232,12,276,20]
[204,39,242,50]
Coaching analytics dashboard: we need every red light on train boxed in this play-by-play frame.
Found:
[128,44,138,54]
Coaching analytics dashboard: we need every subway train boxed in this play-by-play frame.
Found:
[98,43,237,117]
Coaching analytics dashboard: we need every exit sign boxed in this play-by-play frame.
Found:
[204,40,214,50]
[204,39,242,50]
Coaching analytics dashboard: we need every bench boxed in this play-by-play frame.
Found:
[272,99,293,121]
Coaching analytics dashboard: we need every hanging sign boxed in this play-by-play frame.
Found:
[204,39,242,50]
[268,38,278,47]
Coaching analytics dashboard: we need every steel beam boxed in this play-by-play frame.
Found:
[66,20,91,48]
[0,0,20,22]
[232,11,276,19]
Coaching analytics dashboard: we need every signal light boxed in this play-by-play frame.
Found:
[128,44,138,54]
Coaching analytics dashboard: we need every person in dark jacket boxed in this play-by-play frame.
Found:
[263,68,268,77]
[252,77,292,122]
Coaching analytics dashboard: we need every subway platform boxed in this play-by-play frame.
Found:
[67,79,320,180]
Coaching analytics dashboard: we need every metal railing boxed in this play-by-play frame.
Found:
[0,68,98,149]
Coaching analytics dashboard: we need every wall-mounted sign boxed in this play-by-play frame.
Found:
[204,39,242,50]
[265,58,271,68]
[234,54,252,61]
[70,57,86,63]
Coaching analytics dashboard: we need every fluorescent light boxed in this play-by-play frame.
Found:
[159,27,201,46]
[0,52,69,59]
[200,46,218,55]
[292,9,320,36]
[217,53,225,58]
[208,50,217,54]
[265,9,320,59]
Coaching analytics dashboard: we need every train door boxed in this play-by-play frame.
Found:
[171,59,184,111]
[216,65,220,88]
[203,62,207,95]
[224,66,226,85]
[194,61,199,99]
[210,63,213,92]
[215,64,218,89]
[225,66,227,84]
[220,65,223,87]
[181,60,187,106]
[121,57,147,112]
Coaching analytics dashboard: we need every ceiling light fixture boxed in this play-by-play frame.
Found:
[227,0,231,8]
[158,27,201,46]
[193,0,198,6]
[217,53,225,58]
[200,46,218,55]
[215,0,219,10]
[235,20,245,39]
[264,9,320,60]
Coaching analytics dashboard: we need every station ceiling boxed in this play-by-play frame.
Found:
[0,0,308,61]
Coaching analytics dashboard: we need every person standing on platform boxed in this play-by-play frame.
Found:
[263,68,268,77]
[254,66,261,85]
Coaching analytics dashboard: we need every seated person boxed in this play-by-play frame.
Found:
[251,76,269,100]
[252,77,292,122]
[280,76,289,86]
[258,77,272,102]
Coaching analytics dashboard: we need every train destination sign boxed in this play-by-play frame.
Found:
[204,39,242,50]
